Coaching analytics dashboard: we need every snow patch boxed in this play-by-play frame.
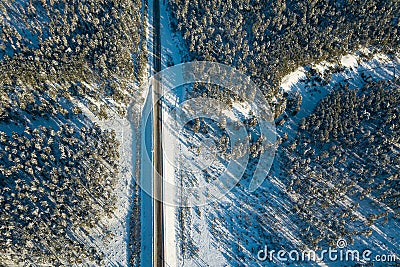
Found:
[280,67,306,92]
[341,54,358,68]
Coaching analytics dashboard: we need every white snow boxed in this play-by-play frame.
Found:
[280,67,306,92]
[73,98,135,266]
[232,101,252,117]
[143,3,400,264]
[278,51,399,143]
[274,51,400,266]
[158,48,400,266]
[341,54,358,68]
[159,0,184,265]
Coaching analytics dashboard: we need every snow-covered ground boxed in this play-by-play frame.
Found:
[158,48,400,267]
[146,4,400,266]
[73,98,135,266]
[159,0,185,265]
[279,51,399,143]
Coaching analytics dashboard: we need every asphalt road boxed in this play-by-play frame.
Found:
[152,0,164,265]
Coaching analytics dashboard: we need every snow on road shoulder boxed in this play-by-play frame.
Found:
[159,0,185,265]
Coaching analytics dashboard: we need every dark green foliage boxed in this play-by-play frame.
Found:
[0,123,119,265]
[282,79,400,249]
[0,0,147,113]
[168,0,399,115]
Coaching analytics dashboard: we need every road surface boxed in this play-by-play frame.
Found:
[152,0,164,265]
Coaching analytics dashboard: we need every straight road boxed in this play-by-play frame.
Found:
[152,0,164,265]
